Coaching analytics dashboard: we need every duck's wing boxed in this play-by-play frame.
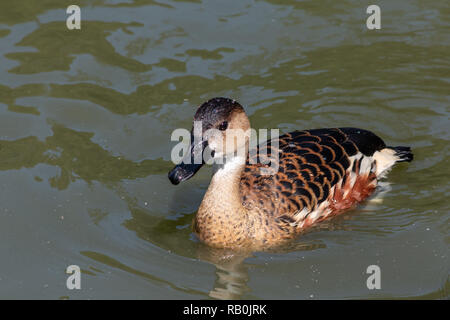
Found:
[240,127,390,227]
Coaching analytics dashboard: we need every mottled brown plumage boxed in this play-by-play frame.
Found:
[168,98,413,250]
[241,128,382,224]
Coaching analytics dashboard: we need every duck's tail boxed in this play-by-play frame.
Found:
[372,146,413,178]
[388,146,414,162]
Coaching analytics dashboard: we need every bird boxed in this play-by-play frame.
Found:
[168,97,413,250]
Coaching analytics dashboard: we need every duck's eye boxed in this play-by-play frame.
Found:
[218,121,228,131]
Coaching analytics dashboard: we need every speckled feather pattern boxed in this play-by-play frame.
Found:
[239,128,387,234]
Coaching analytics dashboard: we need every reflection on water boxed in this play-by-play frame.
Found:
[7,21,147,74]
[0,124,168,189]
[80,250,206,296]
[198,240,327,299]
[0,0,448,299]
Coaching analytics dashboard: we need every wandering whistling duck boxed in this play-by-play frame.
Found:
[168,97,413,249]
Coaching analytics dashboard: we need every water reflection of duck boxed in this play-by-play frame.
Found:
[197,240,325,299]
[168,97,413,250]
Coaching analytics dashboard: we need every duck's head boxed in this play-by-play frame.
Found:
[168,97,250,185]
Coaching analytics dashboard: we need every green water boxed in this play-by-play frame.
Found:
[0,0,448,299]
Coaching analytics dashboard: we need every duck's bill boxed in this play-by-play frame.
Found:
[168,139,208,185]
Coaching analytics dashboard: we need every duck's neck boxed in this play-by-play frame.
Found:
[202,155,246,213]
[195,154,249,246]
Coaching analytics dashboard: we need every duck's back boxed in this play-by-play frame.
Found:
[240,127,412,230]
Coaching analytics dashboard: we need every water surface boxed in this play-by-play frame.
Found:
[0,0,448,299]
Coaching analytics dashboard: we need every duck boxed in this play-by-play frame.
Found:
[168,97,413,250]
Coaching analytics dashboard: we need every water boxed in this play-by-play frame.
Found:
[0,0,448,299]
